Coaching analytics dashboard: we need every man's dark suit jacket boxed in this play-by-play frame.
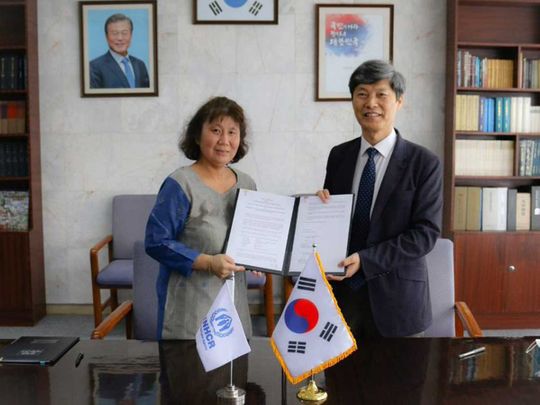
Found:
[324,130,443,337]
[90,51,150,89]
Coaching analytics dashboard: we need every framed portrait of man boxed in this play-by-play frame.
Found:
[79,1,158,97]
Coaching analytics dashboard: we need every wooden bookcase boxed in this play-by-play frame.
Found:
[0,0,45,325]
[445,0,540,329]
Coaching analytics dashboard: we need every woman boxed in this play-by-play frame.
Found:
[145,96,256,340]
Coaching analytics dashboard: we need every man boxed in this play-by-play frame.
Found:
[90,13,150,89]
[318,60,442,338]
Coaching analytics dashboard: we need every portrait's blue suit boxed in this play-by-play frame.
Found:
[323,130,443,337]
[90,51,150,89]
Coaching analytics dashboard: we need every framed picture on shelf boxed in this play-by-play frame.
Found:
[316,4,394,101]
[79,1,158,97]
[193,0,278,24]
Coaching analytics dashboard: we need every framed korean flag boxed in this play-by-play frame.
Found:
[193,0,278,24]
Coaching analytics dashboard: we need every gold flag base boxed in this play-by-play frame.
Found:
[296,379,328,403]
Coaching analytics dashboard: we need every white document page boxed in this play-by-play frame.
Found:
[288,194,353,275]
[225,189,295,273]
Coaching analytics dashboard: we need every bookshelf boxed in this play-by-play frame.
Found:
[0,0,45,325]
[445,0,540,329]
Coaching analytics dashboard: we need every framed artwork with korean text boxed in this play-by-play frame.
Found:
[316,4,393,101]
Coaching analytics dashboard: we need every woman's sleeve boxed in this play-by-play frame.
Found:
[144,177,200,277]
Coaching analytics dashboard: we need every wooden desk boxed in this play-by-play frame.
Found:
[1,337,540,404]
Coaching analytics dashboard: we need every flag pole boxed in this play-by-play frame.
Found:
[216,271,246,404]
[296,243,329,403]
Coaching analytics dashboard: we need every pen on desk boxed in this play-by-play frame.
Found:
[75,352,84,367]
[458,346,486,360]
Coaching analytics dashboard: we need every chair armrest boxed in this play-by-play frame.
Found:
[91,300,133,339]
[90,234,113,279]
[455,301,483,337]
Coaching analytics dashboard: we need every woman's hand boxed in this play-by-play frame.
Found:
[208,254,245,279]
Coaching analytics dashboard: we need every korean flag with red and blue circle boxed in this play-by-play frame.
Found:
[270,252,357,384]
[197,0,275,22]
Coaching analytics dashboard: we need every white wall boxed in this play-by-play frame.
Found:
[37,0,447,304]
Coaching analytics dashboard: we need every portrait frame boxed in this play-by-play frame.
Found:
[79,1,158,97]
[316,4,394,101]
[193,0,278,24]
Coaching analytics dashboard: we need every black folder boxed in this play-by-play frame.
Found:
[0,336,79,366]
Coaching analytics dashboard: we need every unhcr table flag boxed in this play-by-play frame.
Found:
[195,279,251,372]
[271,252,357,384]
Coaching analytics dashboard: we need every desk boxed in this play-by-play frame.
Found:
[1,337,539,404]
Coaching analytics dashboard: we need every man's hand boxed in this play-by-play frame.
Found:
[327,253,361,281]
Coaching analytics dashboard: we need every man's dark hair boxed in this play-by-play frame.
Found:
[348,59,406,98]
[179,97,249,163]
[104,13,133,34]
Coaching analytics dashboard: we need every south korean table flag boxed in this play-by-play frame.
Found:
[271,252,357,384]
[196,279,251,372]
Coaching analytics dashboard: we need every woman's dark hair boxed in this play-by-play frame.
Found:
[179,96,248,163]
[348,59,406,99]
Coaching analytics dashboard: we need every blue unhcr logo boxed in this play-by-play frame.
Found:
[210,308,233,337]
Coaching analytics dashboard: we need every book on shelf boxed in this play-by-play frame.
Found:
[516,192,531,231]
[522,57,540,89]
[531,186,540,231]
[0,139,28,177]
[466,187,482,231]
[519,139,540,177]
[0,101,25,134]
[0,190,29,232]
[224,189,353,275]
[0,53,26,90]
[454,186,540,232]
[507,189,517,231]
[457,51,513,88]
[455,95,536,133]
[455,139,513,176]
[453,186,467,230]
[481,187,507,231]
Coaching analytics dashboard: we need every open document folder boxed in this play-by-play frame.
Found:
[224,189,353,275]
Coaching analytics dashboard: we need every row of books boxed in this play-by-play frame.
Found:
[522,57,540,89]
[454,186,540,231]
[0,140,28,177]
[519,139,540,176]
[0,101,25,134]
[0,53,26,90]
[455,95,539,133]
[457,50,513,88]
[0,190,28,232]
[455,140,514,176]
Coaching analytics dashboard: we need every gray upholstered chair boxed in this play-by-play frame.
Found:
[89,195,156,327]
[92,241,275,339]
[92,240,158,340]
[425,238,482,337]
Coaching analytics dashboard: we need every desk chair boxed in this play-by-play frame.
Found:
[89,195,156,327]
[283,239,482,338]
[92,241,275,339]
[424,238,482,337]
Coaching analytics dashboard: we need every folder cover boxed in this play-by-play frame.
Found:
[0,336,79,366]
